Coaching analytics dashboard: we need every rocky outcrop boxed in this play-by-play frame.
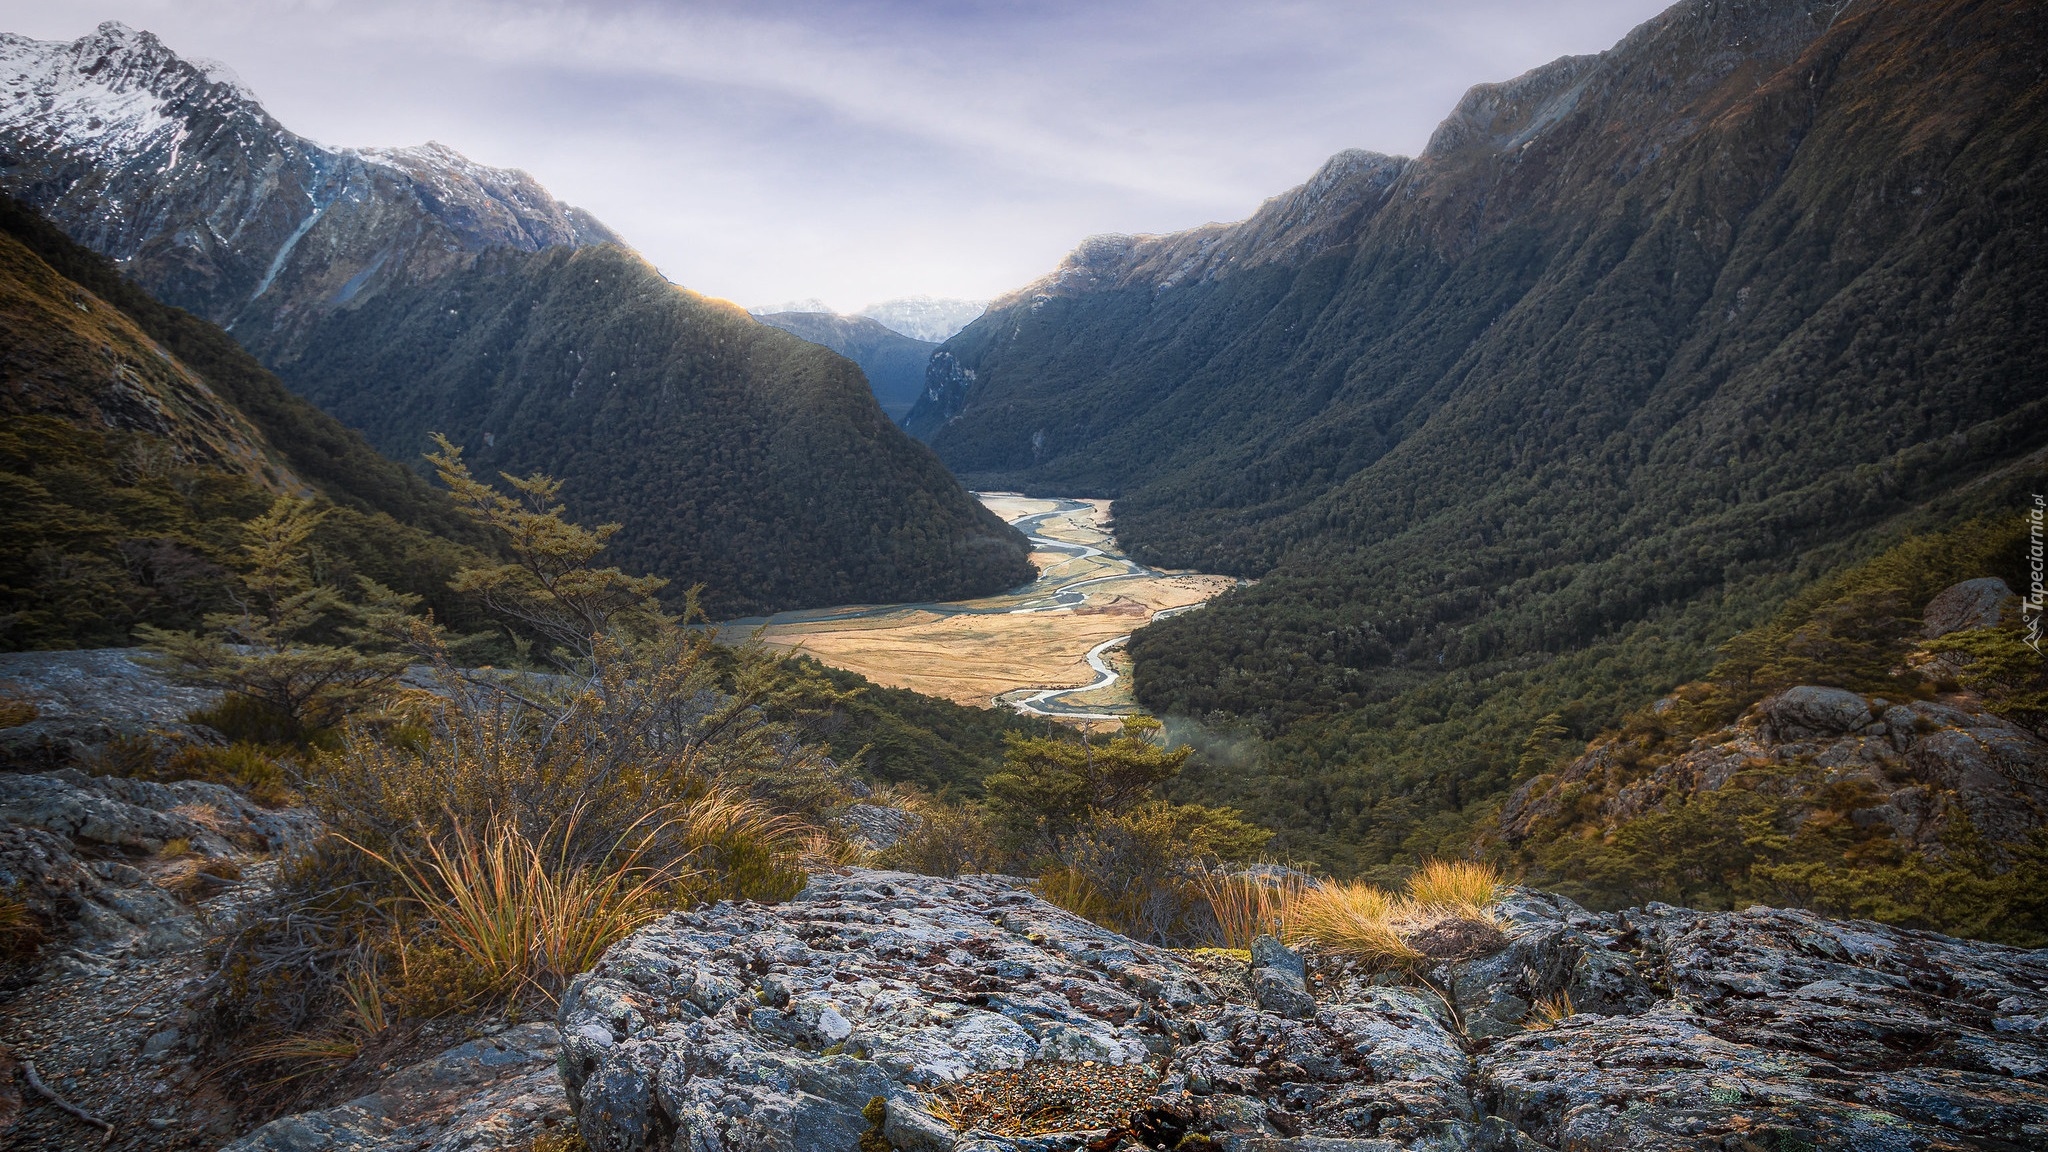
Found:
[1503,683,2048,866]
[557,869,2048,1151]
[221,1022,572,1152]
[0,648,221,770]
[1923,578,2013,638]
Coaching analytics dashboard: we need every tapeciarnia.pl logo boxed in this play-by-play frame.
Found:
[2026,493,2044,656]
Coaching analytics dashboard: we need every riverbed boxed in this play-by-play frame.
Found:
[715,494,1238,724]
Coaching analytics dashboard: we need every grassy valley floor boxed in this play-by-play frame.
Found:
[718,495,1236,723]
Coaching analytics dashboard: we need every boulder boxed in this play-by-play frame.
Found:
[1923,577,2013,638]
[558,869,2048,1151]
[1761,685,1874,742]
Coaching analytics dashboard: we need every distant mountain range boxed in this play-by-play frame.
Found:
[750,312,936,420]
[904,0,2048,869]
[749,297,986,344]
[0,23,1030,617]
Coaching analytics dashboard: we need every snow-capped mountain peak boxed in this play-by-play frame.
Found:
[0,23,617,343]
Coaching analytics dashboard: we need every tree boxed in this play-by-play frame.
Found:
[985,716,1191,844]
[138,496,410,737]
[425,434,671,666]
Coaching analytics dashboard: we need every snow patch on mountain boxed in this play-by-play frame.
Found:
[856,296,987,343]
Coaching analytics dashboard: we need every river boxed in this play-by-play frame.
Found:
[715,495,1238,724]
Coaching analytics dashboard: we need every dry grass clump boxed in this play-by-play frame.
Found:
[158,854,245,901]
[1406,860,1504,921]
[1193,859,1508,970]
[0,892,44,959]
[1524,990,1575,1029]
[1195,869,1312,950]
[1283,881,1424,968]
[0,693,36,729]
[364,817,679,1004]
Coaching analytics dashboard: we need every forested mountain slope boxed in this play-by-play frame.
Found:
[271,245,1031,616]
[0,22,1031,617]
[911,0,2047,724]
[0,195,494,647]
[754,311,937,420]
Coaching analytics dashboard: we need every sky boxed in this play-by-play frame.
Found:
[5,1,1672,311]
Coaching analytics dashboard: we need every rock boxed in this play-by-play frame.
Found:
[836,803,924,852]
[220,1021,570,1152]
[559,869,2048,1151]
[1249,935,1316,1019]
[0,649,221,770]
[1480,902,2048,1150]
[0,768,315,856]
[1761,685,1874,741]
[1923,577,2013,638]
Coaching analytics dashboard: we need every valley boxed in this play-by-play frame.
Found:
[719,495,1237,723]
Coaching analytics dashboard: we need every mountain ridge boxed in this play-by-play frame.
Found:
[0,21,1034,618]
[903,0,2047,870]
[752,310,937,420]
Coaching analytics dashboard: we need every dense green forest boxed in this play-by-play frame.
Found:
[904,0,2048,871]
[250,245,1030,619]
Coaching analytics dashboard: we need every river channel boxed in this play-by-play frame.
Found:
[715,495,1238,724]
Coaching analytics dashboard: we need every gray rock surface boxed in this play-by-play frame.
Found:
[221,1022,572,1152]
[1501,685,2048,865]
[837,803,926,852]
[559,869,2048,1151]
[0,648,221,768]
[1923,577,2014,637]
[1760,685,1874,741]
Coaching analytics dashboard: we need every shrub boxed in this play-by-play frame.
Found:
[871,800,1001,878]
[161,741,295,806]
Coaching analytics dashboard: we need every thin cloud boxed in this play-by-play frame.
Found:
[4,0,1672,307]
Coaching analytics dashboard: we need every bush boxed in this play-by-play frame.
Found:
[161,742,295,806]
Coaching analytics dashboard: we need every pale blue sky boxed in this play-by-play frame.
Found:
[6,1,1672,308]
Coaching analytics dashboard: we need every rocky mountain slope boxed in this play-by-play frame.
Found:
[754,310,939,421]
[908,0,2046,709]
[0,23,1031,617]
[0,23,616,349]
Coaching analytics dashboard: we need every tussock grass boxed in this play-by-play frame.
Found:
[1525,990,1575,1029]
[363,790,808,1006]
[1191,859,1509,969]
[1282,881,1423,969]
[1195,870,1311,950]
[1405,860,1505,922]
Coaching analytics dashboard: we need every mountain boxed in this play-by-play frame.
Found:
[0,193,497,648]
[855,296,985,343]
[751,311,937,420]
[0,22,1031,618]
[907,0,2048,869]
